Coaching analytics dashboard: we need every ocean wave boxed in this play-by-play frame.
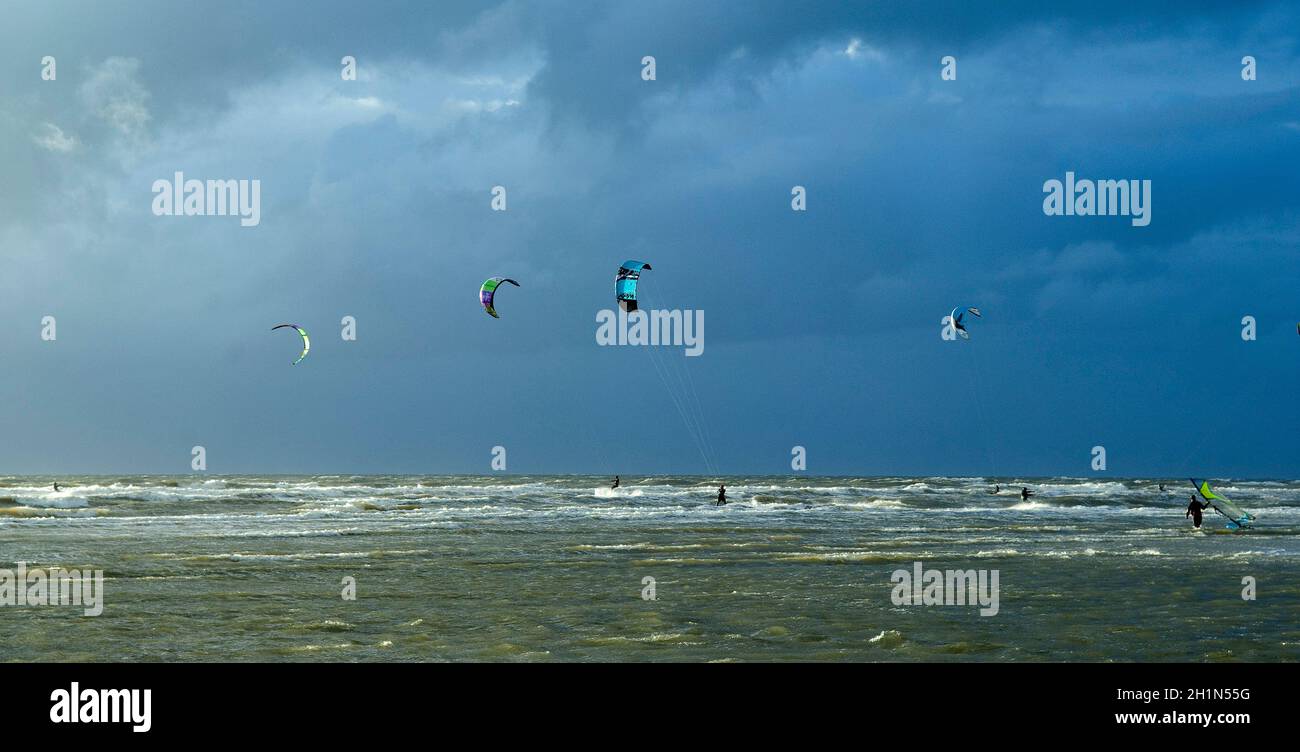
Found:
[594,487,644,498]
[869,630,905,647]
[159,549,431,562]
[7,494,91,509]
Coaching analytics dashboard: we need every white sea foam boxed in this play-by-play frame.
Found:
[10,494,91,509]
[594,487,645,498]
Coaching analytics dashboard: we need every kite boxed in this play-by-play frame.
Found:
[271,324,310,365]
[616,260,652,312]
[480,277,520,318]
[950,306,982,340]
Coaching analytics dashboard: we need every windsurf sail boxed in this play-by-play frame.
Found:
[1190,478,1256,527]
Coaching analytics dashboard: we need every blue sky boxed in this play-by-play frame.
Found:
[1,1,1297,476]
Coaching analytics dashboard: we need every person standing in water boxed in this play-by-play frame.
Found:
[989,484,1000,495]
[1186,495,1211,529]
[611,476,619,490]
[716,484,727,506]
[53,482,61,492]
[1020,487,1033,501]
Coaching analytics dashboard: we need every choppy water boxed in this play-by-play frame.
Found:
[2,475,1298,662]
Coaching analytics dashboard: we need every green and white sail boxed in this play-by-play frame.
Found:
[271,324,310,365]
[1191,478,1255,527]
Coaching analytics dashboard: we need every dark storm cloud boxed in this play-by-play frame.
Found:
[0,1,1296,474]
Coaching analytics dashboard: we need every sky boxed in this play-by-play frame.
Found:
[0,1,1297,476]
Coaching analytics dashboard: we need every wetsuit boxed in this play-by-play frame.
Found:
[1186,499,1210,528]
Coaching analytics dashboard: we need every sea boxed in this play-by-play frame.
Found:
[2,475,1297,662]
